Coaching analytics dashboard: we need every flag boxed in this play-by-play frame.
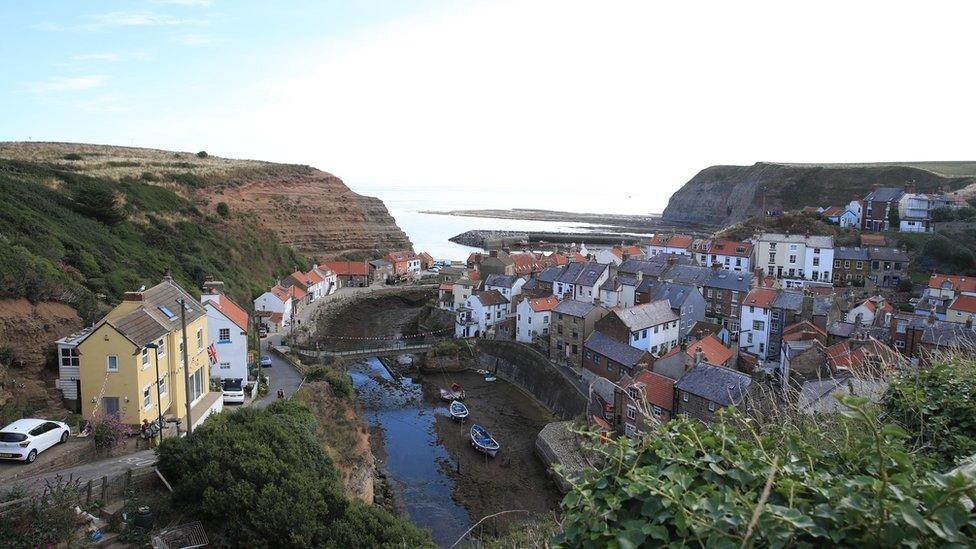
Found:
[207,343,218,365]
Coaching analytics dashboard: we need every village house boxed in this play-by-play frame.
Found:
[254,285,292,333]
[368,259,394,284]
[438,282,455,310]
[702,268,752,335]
[321,261,370,288]
[838,197,863,228]
[614,369,676,436]
[753,233,834,287]
[846,295,894,327]
[703,240,753,272]
[200,286,249,382]
[594,300,679,356]
[778,320,829,383]
[767,291,806,365]
[516,295,559,344]
[479,250,516,277]
[799,377,890,414]
[866,247,910,289]
[55,326,95,408]
[454,290,510,338]
[674,363,753,424]
[640,282,705,341]
[72,278,222,429]
[484,273,527,303]
[947,294,976,324]
[821,206,845,224]
[418,252,435,270]
[832,247,870,286]
[582,331,652,382]
[552,261,609,303]
[688,320,731,347]
[915,273,976,320]
[647,234,693,257]
[549,299,608,367]
[890,313,976,363]
[594,244,645,266]
[510,252,544,276]
[384,250,422,277]
[685,334,734,369]
[861,186,905,232]
[739,287,777,363]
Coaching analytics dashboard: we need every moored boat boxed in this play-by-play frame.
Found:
[449,400,469,421]
[470,424,500,457]
[439,382,465,401]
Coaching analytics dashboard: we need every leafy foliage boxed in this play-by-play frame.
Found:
[883,361,976,468]
[216,201,229,217]
[0,159,307,321]
[0,476,85,546]
[556,398,976,548]
[90,413,133,451]
[71,178,128,225]
[156,400,432,548]
[888,204,900,228]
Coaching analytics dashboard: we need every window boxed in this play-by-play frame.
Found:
[856,261,863,270]
[143,385,152,409]
[196,327,204,350]
[753,320,764,331]
[626,405,637,420]
[759,342,765,354]
[188,367,204,403]
[789,255,797,264]
[681,392,689,402]
[158,306,177,320]
[60,347,79,367]
[179,339,185,366]
[653,406,663,417]
[707,402,716,412]
[628,387,639,399]
[106,355,118,372]
[641,329,647,338]
[651,345,658,354]
[813,248,820,254]
[220,361,231,370]
[747,333,753,343]
[141,348,150,369]
[218,328,230,342]
[895,340,905,349]
[158,374,167,396]
[833,260,841,268]
[813,257,820,267]
[654,326,659,333]
[768,252,776,263]
[789,244,797,251]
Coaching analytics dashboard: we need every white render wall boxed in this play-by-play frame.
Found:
[202,302,248,381]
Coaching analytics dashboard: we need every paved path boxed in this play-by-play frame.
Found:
[251,338,304,409]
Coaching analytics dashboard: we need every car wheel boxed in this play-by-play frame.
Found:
[26,450,37,463]
[60,430,69,444]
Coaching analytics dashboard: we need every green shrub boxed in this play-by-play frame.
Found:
[896,279,913,293]
[932,207,957,222]
[70,179,127,225]
[0,345,14,366]
[216,201,230,218]
[156,402,431,547]
[196,150,208,158]
[0,476,85,546]
[62,153,83,161]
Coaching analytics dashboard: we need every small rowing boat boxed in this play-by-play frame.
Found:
[439,382,465,401]
[470,424,500,457]
[449,400,469,421]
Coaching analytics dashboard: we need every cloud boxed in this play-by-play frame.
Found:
[28,75,109,94]
[77,94,131,113]
[85,11,209,27]
[173,34,216,46]
[70,52,149,62]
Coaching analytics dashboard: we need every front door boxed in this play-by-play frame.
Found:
[102,397,120,418]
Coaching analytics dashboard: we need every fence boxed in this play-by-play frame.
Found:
[0,465,159,517]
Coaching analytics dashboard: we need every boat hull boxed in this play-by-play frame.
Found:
[469,424,500,457]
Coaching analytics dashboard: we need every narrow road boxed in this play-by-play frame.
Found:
[251,338,303,409]
[2,450,156,495]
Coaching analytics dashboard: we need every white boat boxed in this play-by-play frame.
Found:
[439,383,465,401]
[470,424,500,457]
[449,400,469,421]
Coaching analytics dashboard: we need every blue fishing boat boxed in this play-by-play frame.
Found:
[469,424,500,457]
[449,400,469,421]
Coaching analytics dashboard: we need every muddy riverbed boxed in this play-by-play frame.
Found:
[350,358,561,547]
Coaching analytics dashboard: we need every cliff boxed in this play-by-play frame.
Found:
[662,162,976,227]
[0,142,411,260]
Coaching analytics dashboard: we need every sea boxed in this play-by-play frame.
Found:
[351,184,658,261]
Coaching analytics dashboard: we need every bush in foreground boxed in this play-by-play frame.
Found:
[156,401,432,547]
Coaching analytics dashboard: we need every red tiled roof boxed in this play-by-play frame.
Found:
[467,270,481,281]
[288,270,310,286]
[822,206,844,217]
[929,274,976,293]
[656,343,683,361]
[206,293,249,331]
[860,234,887,247]
[685,335,733,365]
[949,294,976,314]
[825,339,901,372]
[667,235,693,249]
[511,252,541,275]
[467,252,484,265]
[270,286,290,302]
[322,261,368,276]
[744,288,777,309]
[546,253,569,266]
[419,252,434,262]
[629,370,675,412]
[474,290,509,306]
[782,320,827,343]
[386,250,417,263]
[305,269,324,284]
[268,312,284,324]
[286,285,306,300]
[528,296,560,312]
[708,240,753,258]
[439,282,454,291]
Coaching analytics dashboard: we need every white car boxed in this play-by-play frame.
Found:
[0,418,70,463]
[221,378,246,404]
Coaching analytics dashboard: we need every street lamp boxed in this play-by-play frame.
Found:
[144,342,165,441]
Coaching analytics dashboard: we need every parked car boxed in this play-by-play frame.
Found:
[260,355,273,367]
[221,378,246,404]
[258,326,268,338]
[0,419,70,463]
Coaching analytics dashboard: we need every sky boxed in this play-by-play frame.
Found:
[4,1,976,214]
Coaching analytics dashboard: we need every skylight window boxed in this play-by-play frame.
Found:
[158,306,176,319]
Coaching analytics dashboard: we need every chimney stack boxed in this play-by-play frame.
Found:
[163,268,173,282]
[489,250,498,258]
[123,291,143,301]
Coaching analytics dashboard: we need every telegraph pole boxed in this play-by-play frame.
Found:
[177,298,194,435]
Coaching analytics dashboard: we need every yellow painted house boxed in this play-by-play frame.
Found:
[76,277,222,428]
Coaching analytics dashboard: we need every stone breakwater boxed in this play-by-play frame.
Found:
[450,229,647,250]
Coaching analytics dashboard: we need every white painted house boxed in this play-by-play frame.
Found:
[739,287,776,362]
[455,290,509,338]
[483,274,526,302]
[609,300,680,356]
[55,326,95,404]
[552,262,609,302]
[839,200,862,229]
[254,285,292,332]
[201,290,250,382]
[516,295,559,343]
[647,234,693,257]
[754,233,834,286]
[306,264,337,299]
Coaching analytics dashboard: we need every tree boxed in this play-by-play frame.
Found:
[932,207,957,222]
[215,202,230,218]
[156,400,432,547]
[71,180,127,225]
[196,150,208,158]
[888,204,901,229]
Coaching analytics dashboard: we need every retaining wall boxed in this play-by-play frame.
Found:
[477,340,587,420]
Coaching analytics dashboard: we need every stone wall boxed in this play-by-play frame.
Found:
[477,340,587,420]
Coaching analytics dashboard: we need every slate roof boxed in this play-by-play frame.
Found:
[102,279,207,348]
[835,247,870,261]
[864,187,905,203]
[576,262,608,287]
[812,295,835,316]
[675,364,752,407]
[484,274,519,289]
[650,282,701,310]
[688,320,725,340]
[773,291,805,312]
[614,300,677,331]
[368,259,392,268]
[706,269,752,292]
[473,290,509,307]
[799,378,889,414]
[555,262,585,284]
[828,321,856,338]
[584,331,648,367]
[554,299,598,317]
[868,247,910,262]
[908,317,976,346]
[661,265,712,287]
[536,266,563,284]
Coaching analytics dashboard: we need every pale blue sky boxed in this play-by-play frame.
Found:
[4,1,976,214]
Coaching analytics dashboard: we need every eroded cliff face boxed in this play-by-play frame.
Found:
[205,169,411,260]
[662,162,976,228]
